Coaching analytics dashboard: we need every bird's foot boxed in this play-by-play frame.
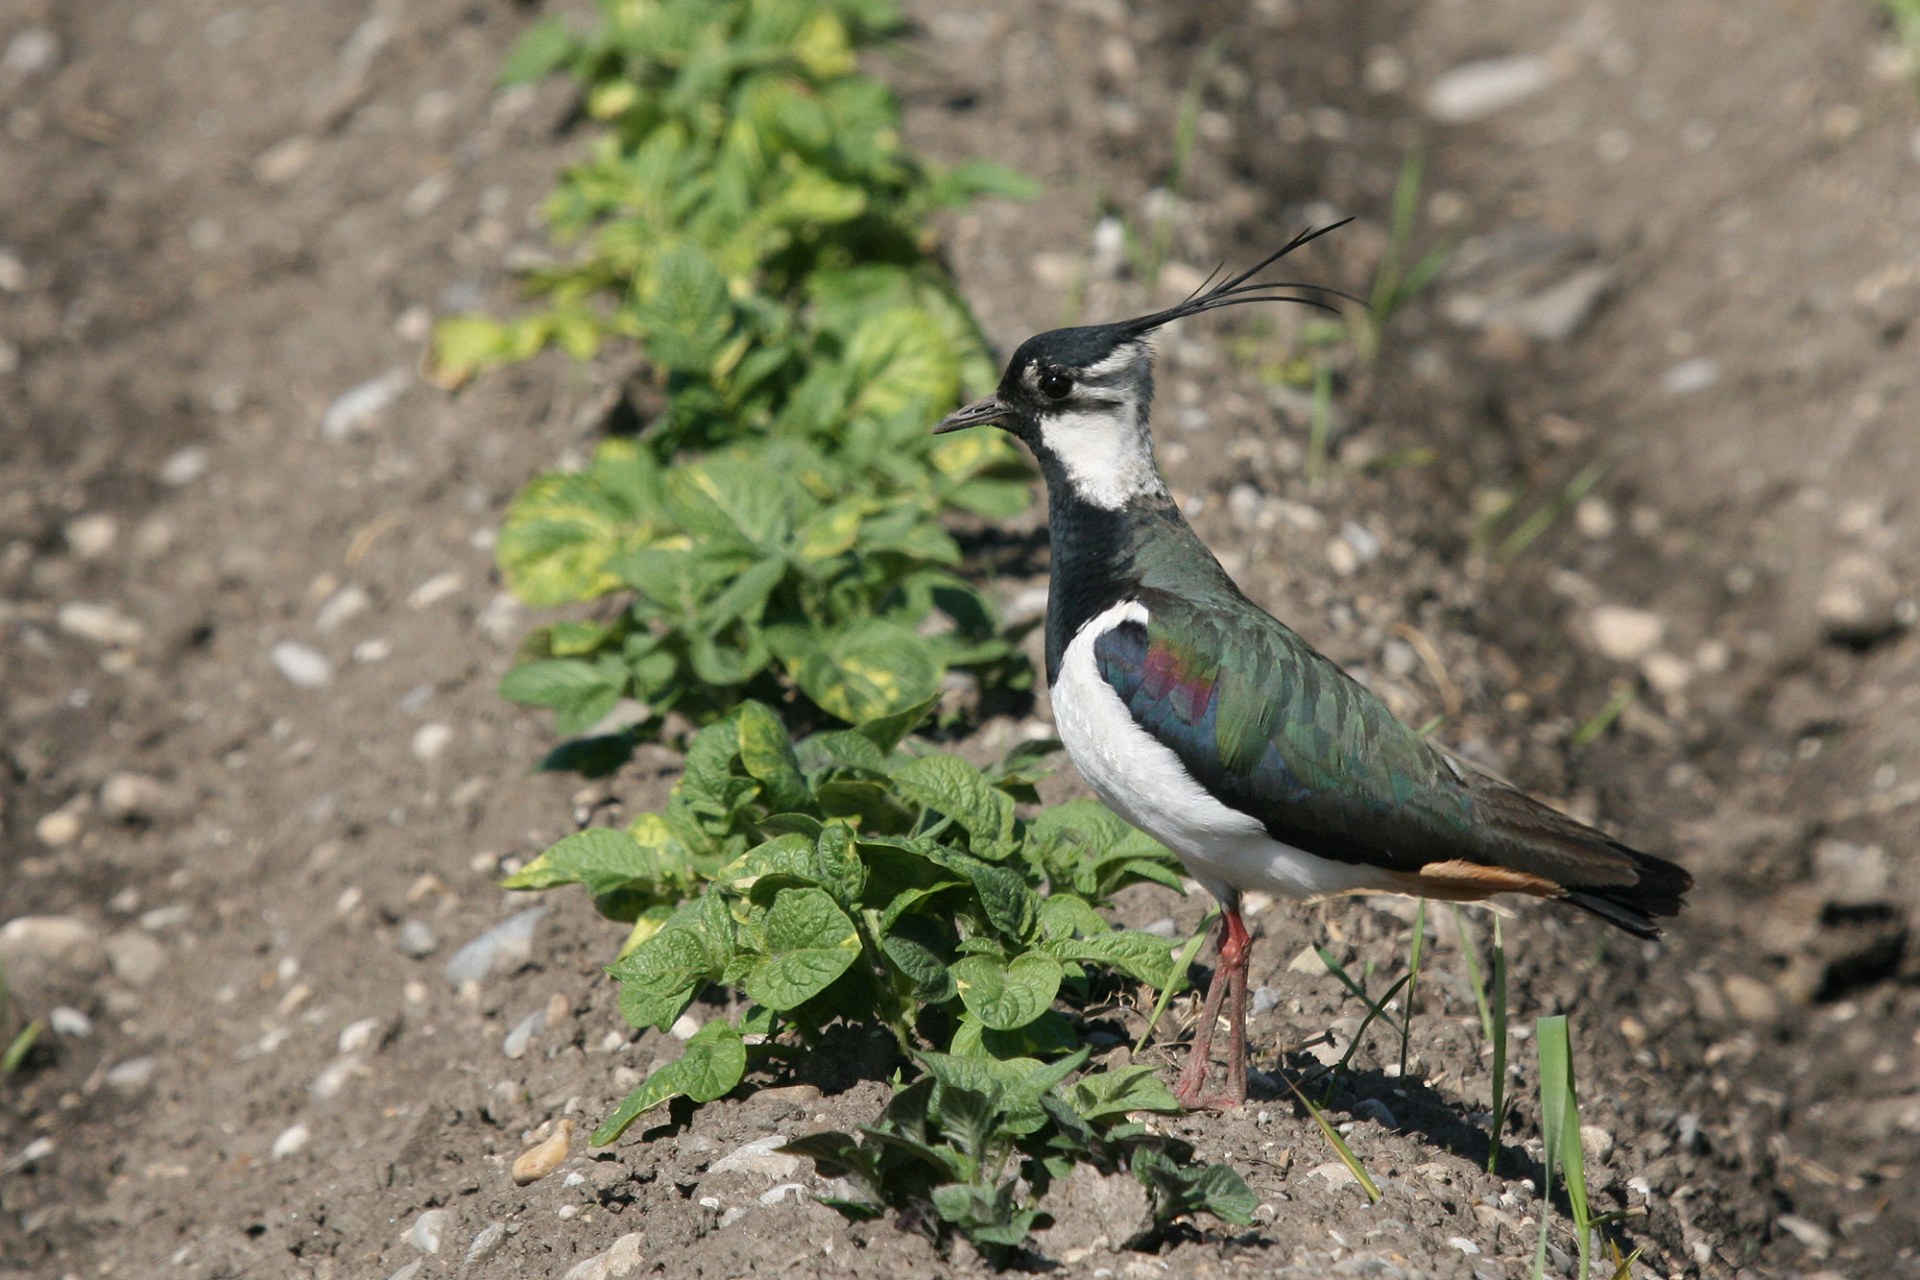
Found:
[1174,1086,1247,1111]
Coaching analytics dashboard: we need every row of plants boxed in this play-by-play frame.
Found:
[451,0,1255,1257]
[457,0,1630,1267]
[438,0,1037,743]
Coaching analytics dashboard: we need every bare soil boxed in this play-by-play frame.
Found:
[3,1,1916,1278]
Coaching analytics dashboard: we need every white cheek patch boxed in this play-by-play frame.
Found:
[1038,407,1165,510]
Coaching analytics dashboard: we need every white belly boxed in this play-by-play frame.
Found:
[1051,600,1394,905]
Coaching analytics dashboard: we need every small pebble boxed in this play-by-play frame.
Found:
[104,930,167,987]
[464,1222,508,1266]
[407,571,463,609]
[315,585,370,633]
[57,601,146,647]
[1426,55,1554,122]
[311,1054,365,1100]
[411,723,452,763]
[64,514,118,559]
[386,1263,422,1280]
[512,1118,573,1185]
[100,772,172,823]
[709,1135,802,1180]
[397,920,438,958]
[338,1017,383,1055]
[1816,552,1907,647]
[559,1231,643,1280]
[668,1013,701,1041]
[321,369,409,440]
[159,446,210,486]
[105,1057,159,1090]
[34,809,83,848]
[404,1207,452,1254]
[271,641,333,690]
[1661,356,1719,395]
[445,908,546,985]
[1584,604,1665,663]
[49,1006,92,1036]
[271,1123,311,1160]
[503,1008,545,1060]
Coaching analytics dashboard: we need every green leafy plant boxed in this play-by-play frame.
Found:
[449,0,1038,743]
[497,434,1027,739]
[508,698,1254,1256]
[790,1052,1254,1261]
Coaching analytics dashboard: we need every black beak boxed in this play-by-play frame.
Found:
[933,395,1012,435]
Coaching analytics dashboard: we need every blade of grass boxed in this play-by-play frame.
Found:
[1398,898,1426,1078]
[1452,905,1494,1045]
[1317,947,1405,1034]
[1305,354,1334,486]
[1538,1015,1594,1279]
[3,1020,41,1074]
[1136,910,1216,1054]
[1570,680,1636,751]
[1495,456,1614,563]
[1285,1074,1382,1203]
[1488,914,1509,1174]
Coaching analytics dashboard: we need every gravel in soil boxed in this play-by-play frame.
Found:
[4,1,1918,1277]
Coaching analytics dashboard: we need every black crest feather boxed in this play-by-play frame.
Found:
[1118,219,1359,336]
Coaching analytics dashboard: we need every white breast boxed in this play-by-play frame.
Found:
[1050,600,1395,905]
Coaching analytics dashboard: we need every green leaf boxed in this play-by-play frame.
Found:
[743,887,861,1010]
[592,1020,747,1145]
[639,246,735,373]
[785,618,942,725]
[1049,930,1182,991]
[890,754,1015,855]
[880,915,955,1003]
[851,692,939,753]
[499,17,577,86]
[736,702,810,813]
[1068,1065,1182,1122]
[1131,1147,1258,1227]
[496,443,662,607]
[499,658,624,737]
[609,892,734,1031]
[503,827,654,897]
[950,952,1063,1031]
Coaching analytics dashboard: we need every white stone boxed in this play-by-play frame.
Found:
[1585,605,1665,663]
[321,369,409,440]
[57,601,145,647]
[411,722,452,763]
[404,1208,453,1254]
[1661,356,1719,395]
[338,1017,383,1054]
[271,641,333,689]
[444,908,546,985]
[64,514,118,559]
[1426,55,1554,122]
[709,1135,802,1180]
[105,1056,158,1089]
[271,1123,311,1159]
[407,571,463,609]
[159,446,210,486]
[315,585,370,633]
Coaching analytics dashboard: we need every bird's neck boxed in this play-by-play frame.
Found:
[1039,463,1236,685]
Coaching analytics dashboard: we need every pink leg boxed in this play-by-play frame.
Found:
[1174,909,1254,1109]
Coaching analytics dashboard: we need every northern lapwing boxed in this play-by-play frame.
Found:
[935,225,1692,1107]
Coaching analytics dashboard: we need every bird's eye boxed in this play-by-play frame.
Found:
[1038,368,1074,401]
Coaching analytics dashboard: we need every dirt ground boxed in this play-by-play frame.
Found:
[3,1,1917,1278]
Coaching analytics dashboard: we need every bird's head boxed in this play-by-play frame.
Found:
[935,221,1351,510]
